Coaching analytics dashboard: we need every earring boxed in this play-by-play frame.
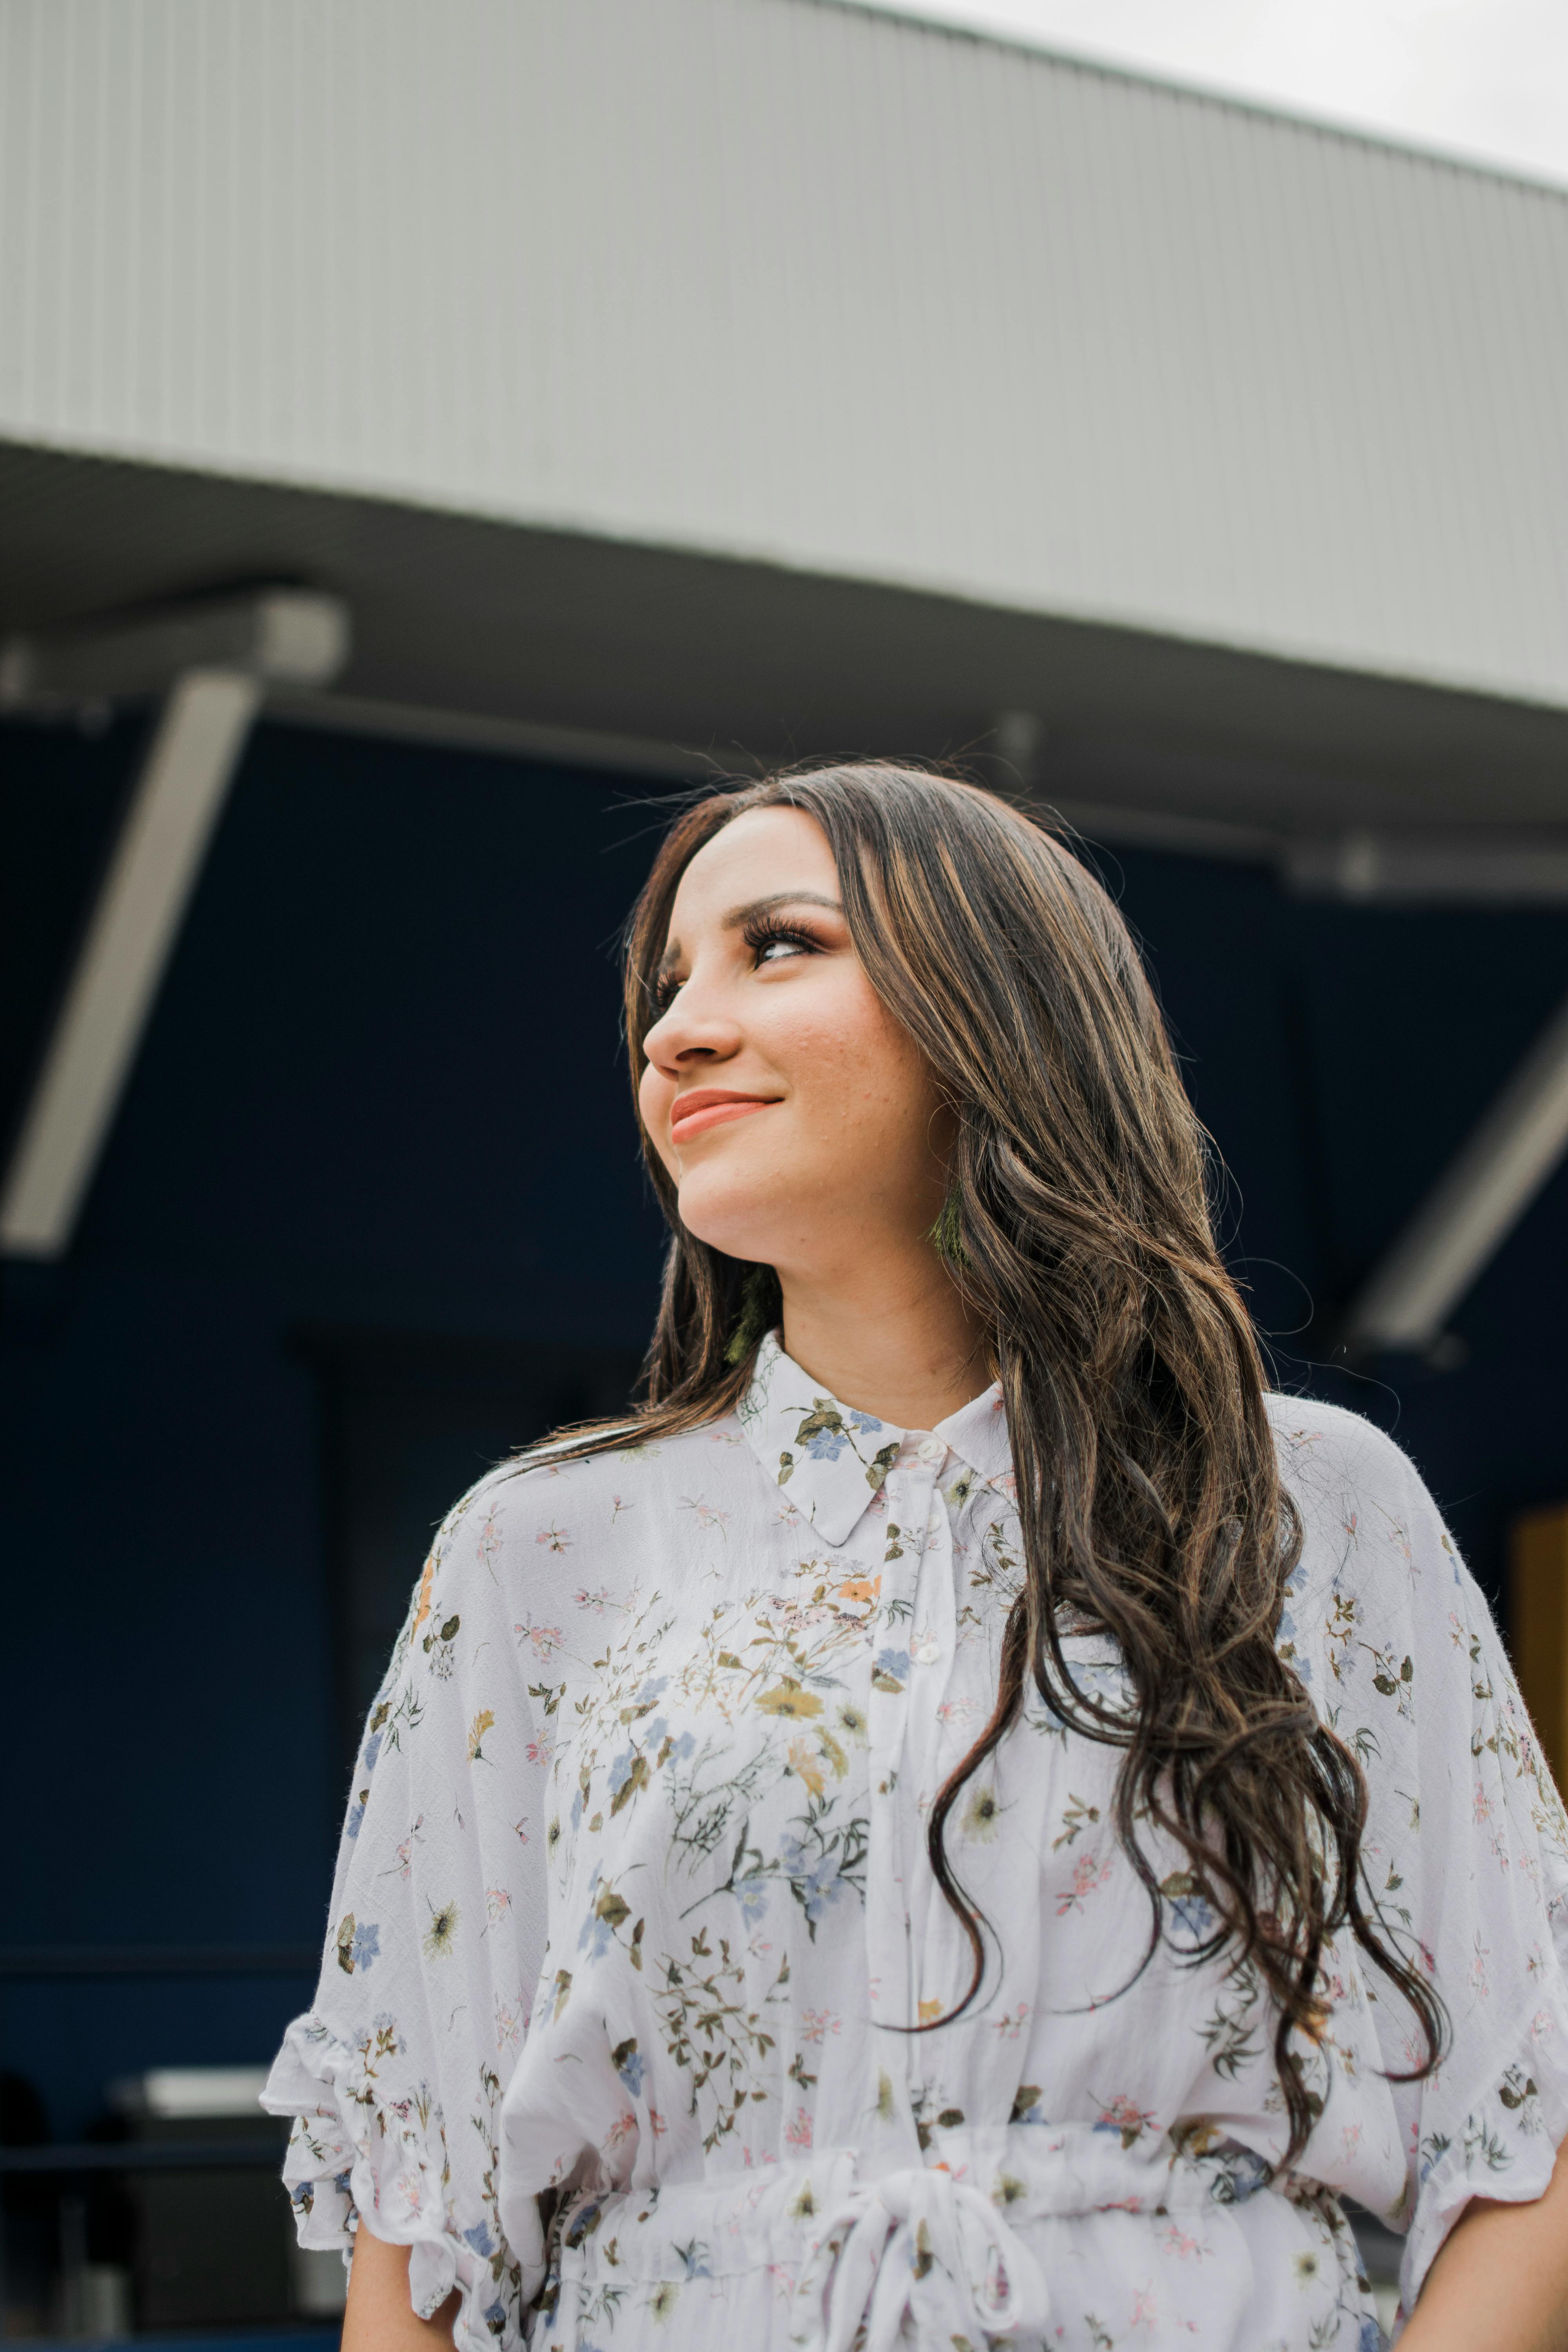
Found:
[725,1265,781,1365]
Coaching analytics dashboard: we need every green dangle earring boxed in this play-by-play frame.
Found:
[725,1264,782,1365]
[931,1185,968,1270]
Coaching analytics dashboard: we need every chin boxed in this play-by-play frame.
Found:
[673,1168,795,1266]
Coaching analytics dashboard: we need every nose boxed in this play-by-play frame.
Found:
[643,976,743,1073]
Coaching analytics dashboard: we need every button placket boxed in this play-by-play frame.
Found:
[862,1455,933,2140]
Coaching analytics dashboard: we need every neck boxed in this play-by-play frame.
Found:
[775,1245,993,1431]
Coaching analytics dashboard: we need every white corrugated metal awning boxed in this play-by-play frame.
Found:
[1,0,1566,717]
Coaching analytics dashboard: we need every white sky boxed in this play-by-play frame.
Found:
[853,0,1568,187]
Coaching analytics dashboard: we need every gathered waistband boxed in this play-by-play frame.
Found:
[552,2117,1279,2277]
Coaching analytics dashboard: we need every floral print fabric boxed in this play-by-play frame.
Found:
[265,1334,1568,2349]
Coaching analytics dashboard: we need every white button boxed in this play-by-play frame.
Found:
[916,1436,945,1466]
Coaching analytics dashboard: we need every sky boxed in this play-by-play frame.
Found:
[854,0,1568,187]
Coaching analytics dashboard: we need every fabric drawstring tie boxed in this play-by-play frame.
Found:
[803,2165,1052,2352]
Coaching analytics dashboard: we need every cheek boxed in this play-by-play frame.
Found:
[637,1063,678,1176]
[766,988,934,1150]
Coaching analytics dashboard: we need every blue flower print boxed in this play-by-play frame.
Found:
[805,1428,849,1461]
[1168,1891,1216,1942]
[652,1720,695,1765]
[1277,1610,1296,1642]
[1358,2318,1387,2352]
[345,1797,367,1841]
[350,1922,380,1973]
[779,1836,848,1926]
[846,1410,884,1434]
[874,1646,909,1685]
[463,2219,497,2257]
[734,1871,770,1923]
[483,2301,508,2333]
[608,1748,638,1797]
[362,1730,383,1775]
[615,2042,646,2096]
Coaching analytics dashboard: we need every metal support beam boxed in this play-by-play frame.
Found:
[1343,991,1568,1354]
[0,591,347,1258]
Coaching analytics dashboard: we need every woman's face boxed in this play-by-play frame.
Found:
[638,806,951,1279]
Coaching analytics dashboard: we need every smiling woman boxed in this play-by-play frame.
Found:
[265,765,1568,2352]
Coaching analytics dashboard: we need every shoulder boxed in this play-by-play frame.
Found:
[1265,1390,1470,1644]
[1265,1390,1428,1519]
[420,1413,750,1597]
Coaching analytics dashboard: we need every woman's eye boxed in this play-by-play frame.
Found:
[652,974,683,1014]
[750,925,817,969]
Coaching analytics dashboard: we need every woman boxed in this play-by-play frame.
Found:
[267,765,1568,2350]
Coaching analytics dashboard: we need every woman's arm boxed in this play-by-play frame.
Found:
[1397,2134,1568,2352]
[343,2229,462,2351]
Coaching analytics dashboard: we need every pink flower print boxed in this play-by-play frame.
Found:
[1158,2222,1203,2261]
[495,1999,523,2052]
[573,1586,611,1614]
[603,2109,637,2152]
[681,1495,732,1537]
[486,1887,512,1927]
[991,2003,1031,2041]
[1473,1782,1495,1824]
[799,2009,841,2045]
[1468,1933,1492,1998]
[535,1524,572,1552]
[512,1817,531,1844]
[1530,2005,1556,2043]
[1129,2285,1158,2327]
[515,1619,563,1659]
[1341,2122,1363,2160]
[525,1734,554,1768]
[1095,2093,1158,2148]
[936,1696,979,1727]
[394,1814,426,1882]
[476,1506,503,1573]
[784,2106,813,2152]
[1057,1850,1114,1916]
[610,1494,634,1521]
[1342,1512,1358,1542]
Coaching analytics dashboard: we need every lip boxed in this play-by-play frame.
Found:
[669,1089,779,1143]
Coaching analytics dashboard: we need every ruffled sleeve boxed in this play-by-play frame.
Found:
[263,1466,551,2347]
[1320,1421,1568,2319]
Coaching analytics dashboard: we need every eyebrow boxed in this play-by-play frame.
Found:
[658,890,843,974]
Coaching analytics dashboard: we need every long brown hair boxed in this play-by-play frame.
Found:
[538,760,1441,2161]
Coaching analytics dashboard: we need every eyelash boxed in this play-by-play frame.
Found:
[651,913,822,1014]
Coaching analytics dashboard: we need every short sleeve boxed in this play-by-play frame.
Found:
[1340,1432,1568,2314]
[262,1469,550,2348]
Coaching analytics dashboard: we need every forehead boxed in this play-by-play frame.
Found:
[666,805,836,929]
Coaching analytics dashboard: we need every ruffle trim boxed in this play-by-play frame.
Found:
[1399,1965,1568,2324]
[263,2012,538,2351]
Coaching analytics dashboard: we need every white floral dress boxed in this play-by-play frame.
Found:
[265,1334,1568,2351]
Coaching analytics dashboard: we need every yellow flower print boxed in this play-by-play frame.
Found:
[648,2281,681,2322]
[787,1737,826,1797]
[961,1782,1002,1842]
[756,1679,823,1720]
[411,1553,436,1637]
[467,1709,495,1762]
[423,1899,460,1960]
[837,1575,880,1606]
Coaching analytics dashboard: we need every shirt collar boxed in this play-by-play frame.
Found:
[737,1330,1012,1547]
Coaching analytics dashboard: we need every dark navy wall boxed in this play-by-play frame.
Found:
[3,717,1566,2139]
[1,719,668,2137]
